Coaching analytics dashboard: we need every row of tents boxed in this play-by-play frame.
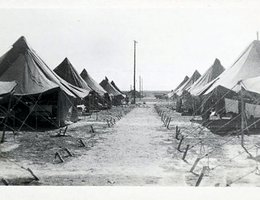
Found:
[167,39,260,123]
[0,36,126,130]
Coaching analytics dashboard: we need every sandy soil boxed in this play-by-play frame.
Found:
[1,102,260,186]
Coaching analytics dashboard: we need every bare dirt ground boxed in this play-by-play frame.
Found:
[1,101,260,186]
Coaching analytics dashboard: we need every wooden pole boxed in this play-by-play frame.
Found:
[175,126,180,140]
[177,135,184,152]
[27,168,39,181]
[139,75,141,100]
[182,144,190,160]
[240,85,245,146]
[190,157,201,173]
[142,77,143,98]
[195,166,207,186]
[133,40,137,104]
[167,117,171,129]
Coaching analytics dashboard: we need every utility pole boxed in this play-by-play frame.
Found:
[141,77,144,98]
[257,31,259,40]
[139,75,141,100]
[133,40,137,104]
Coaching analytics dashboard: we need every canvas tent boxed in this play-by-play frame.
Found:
[0,36,87,127]
[54,58,92,93]
[181,59,225,113]
[80,69,107,97]
[242,76,260,94]
[200,40,260,96]
[199,40,260,118]
[111,80,126,98]
[80,69,112,109]
[54,58,102,112]
[100,77,124,105]
[175,70,201,96]
[167,75,189,98]
[173,75,190,92]
[188,58,225,96]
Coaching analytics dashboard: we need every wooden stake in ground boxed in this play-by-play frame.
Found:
[190,157,201,173]
[177,135,184,152]
[167,117,171,129]
[182,144,190,160]
[90,125,95,133]
[107,119,111,127]
[27,168,39,181]
[175,126,181,140]
[195,166,208,186]
[1,178,9,185]
[64,148,73,157]
[54,152,64,163]
[78,139,86,147]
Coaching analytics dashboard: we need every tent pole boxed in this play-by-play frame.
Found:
[240,84,253,157]
[240,84,245,146]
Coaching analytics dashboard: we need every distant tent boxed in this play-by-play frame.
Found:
[100,77,123,97]
[188,58,225,96]
[174,75,190,92]
[167,75,189,98]
[54,58,92,93]
[111,80,126,98]
[200,40,260,96]
[181,59,224,113]
[175,70,201,96]
[0,36,87,127]
[100,77,124,105]
[80,69,107,97]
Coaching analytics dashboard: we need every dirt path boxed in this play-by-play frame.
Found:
[2,103,260,186]
[33,104,188,185]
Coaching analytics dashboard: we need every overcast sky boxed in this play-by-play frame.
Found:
[0,0,260,91]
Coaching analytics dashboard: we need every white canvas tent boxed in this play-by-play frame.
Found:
[200,40,260,96]
[167,75,189,98]
[175,70,201,96]
[188,58,225,96]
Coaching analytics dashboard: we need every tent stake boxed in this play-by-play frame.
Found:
[90,125,95,133]
[195,166,207,186]
[64,148,73,157]
[175,126,180,140]
[27,168,39,181]
[182,144,190,160]
[190,157,201,173]
[78,139,86,147]
[167,117,171,129]
[177,135,184,152]
[1,178,9,185]
[54,152,64,163]
[106,119,111,127]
